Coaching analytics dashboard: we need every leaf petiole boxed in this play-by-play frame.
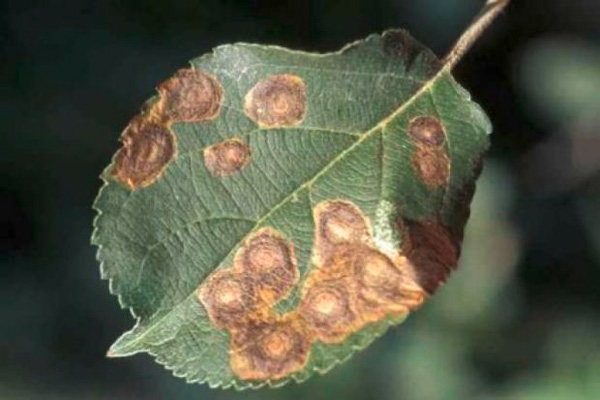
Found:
[443,0,510,70]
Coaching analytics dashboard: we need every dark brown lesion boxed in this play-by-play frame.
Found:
[383,30,421,69]
[408,116,450,188]
[157,68,223,122]
[402,219,460,294]
[203,138,250,177]
[230,318,311,380]
[244,74,306,128]
[111,115,177,190]
[409,116,446,147]
[383,30,442,72]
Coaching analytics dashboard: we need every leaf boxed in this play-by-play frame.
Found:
[92,0,508,389]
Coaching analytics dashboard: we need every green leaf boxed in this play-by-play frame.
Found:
[92,1,507,389]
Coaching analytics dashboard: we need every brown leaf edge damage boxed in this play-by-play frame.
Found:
[110,68,224,190]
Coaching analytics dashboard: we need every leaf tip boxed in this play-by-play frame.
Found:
[106,349,120,358]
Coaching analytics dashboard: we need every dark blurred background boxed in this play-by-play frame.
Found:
[2,1,600,399]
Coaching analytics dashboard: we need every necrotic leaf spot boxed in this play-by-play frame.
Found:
[408,116,446,147]
[318,201,370,244]
[158,68,223,122]
[111,116,176,190]
[203,138,250,177]
[235,228,298,303]
[244,74,306,128]
[354,248,414,307]
[412,147,450,188]
[403,220,459,294]
[197,269,257,330]
[231,319,310,380]
[300,281,358,343]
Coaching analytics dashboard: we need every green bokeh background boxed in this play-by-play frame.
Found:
[2,1,599,399]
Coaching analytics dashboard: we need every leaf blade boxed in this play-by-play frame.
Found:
[93,28,493,388]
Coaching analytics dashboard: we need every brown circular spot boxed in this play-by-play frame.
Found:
[413,147,450,187]
[158,68,223,122]
[318,201,369,244]
[300,281,357,343]
[231,320,310,380]
[203,138,250,177]
[244,74,306,128]
[237,229,298,303]
[408,116,445,147]
[262,328,294,360]
[197,269,256,330]
[111,116,176,190]
[242,231,294,275]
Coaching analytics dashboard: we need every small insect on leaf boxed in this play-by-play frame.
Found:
[92,0,509,389]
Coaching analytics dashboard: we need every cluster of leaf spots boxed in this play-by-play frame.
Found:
[111,68,224,189]
[408,116,450,187]
[197,228,302,380]
[111,71,307,188]
[197,199,459,381]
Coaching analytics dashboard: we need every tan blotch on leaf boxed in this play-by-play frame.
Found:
[409,116,446,147]
[111,116,176,190]
[299,279,358,343]
[299,200,425,343]
[235,228,299,304]
[314,201,371,265]
[196,203,449,380]
[203,138,250,177]
[353,247,424,316]
[231,319,310,381]
[197,269,257,330]
[158,68,223,122]
[408,116,450,187]
[413,147,450,187]
[245,74,306,128]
